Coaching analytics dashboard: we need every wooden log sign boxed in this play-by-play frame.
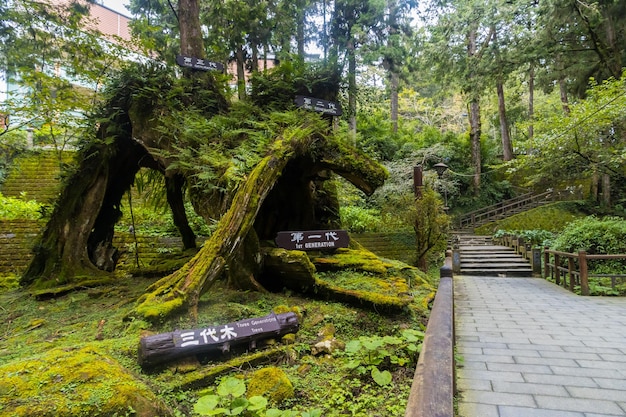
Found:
[275,230,349,251]
[138,311,299,368]
[294,95,343,116]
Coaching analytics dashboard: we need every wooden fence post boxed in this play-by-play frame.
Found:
[579,250,589,296]
[543,247,549,279]
[568,256,575,292]
[554,253,560,285]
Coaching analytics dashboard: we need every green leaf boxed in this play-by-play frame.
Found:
[229,397,249,415]
[217,376,246,398]
[344,339,361,354]
[265,409,283,417]
[371,367,392,386]
[344,358,362,370]
[247,396,268,411]
[194,395,220,415]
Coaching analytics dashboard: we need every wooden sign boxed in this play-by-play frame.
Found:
[138,311,299,367]
[294,95,342,116]
[275,230,349,251]
[176,54,224,72]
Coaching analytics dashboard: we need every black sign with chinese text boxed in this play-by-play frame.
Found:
[294,95,342,116]
[275,230,350,251]
[176,54,224,72]
[138,311,299,367]
[173,313,283,348]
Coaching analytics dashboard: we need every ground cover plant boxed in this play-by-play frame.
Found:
[0,251,433,416]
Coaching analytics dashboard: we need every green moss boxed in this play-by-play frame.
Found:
[0,345,172,417]
[247,366,294,404]
[474,201,587,234]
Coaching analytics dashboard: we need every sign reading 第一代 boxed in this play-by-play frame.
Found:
[275,230,349,251]
[176,55,224,72]
[294,95,342,116]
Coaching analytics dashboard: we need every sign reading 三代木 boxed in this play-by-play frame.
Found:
[176,55,224,72]
[294,95,342,116]
[275,230,350,251]
[172,314,282,348]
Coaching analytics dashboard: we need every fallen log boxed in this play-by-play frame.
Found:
[138,311,299,368]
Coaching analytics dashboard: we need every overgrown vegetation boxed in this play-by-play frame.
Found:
[0,272,432,416]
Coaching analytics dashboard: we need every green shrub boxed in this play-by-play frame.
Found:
[0,192,44,220]
[493,229,555,248]
[550,216,626,274]
[340,206,382,233]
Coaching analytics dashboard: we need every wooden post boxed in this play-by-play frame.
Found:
[554,253,560,285]
[579,251,589,296]
[414,164,423,198]
[543,247,549,279]
[568,256,575,292]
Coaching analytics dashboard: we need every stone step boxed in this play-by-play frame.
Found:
[456,238,533,277]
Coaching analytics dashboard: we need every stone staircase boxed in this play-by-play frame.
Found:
[1,151,71,202]
[454,234,533,277]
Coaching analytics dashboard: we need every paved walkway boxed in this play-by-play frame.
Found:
[455,276,626,417]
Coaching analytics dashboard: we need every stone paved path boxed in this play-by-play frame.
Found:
[455,276,626,417]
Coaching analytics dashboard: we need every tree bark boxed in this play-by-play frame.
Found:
[390,71,399,134]
[496,80,513,161]
[528,63,535,145]
[467,27,481,193]
[236,45,246,100]
[178,0,204,58]
[347,38,357,135]
[165,173,196,250]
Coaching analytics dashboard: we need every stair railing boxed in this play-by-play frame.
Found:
[458,190,556,229]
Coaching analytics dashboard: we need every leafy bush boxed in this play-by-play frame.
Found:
[493,229,555,248]
[550,216,626,275]
[338,329,424,387]
[340,206,382,233]
[0,192,45,220]
[194,376,322,417]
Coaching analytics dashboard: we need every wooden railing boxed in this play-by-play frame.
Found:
[405,253,455,417]
[543,249,626,295]
[458,189,580,229]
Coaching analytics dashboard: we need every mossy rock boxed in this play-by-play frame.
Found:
[0,345,172,417]
[310,249,433,313]
[247,366,294,404]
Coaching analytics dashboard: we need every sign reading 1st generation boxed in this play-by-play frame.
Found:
[176,55,224,72]
[294,95,342,116]
[275,230,349,251]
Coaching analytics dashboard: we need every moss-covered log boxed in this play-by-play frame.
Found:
[130,146,294,323]
[130,131,388,323]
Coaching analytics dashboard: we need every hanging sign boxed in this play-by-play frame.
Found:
[275,230,350,251]
[176,55,224,72]
[294,95,342,116]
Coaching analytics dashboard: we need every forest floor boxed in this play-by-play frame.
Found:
[0,253,435,417]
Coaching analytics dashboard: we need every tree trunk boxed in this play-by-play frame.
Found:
[469,98,481,193]
[390,71,399,134]
[601,172,611,207]
[130,136,388,323]
[496,80,513,161]
[528,63,535,145]
[131,153,291,323]
[22,133,153,289]
[347,38,357,135]
[296,0,306,58]
[178,0,204,58]
[236,45,246,100]
[467,27,481,193]
[165,173,196,249]
[559,76,570,115]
